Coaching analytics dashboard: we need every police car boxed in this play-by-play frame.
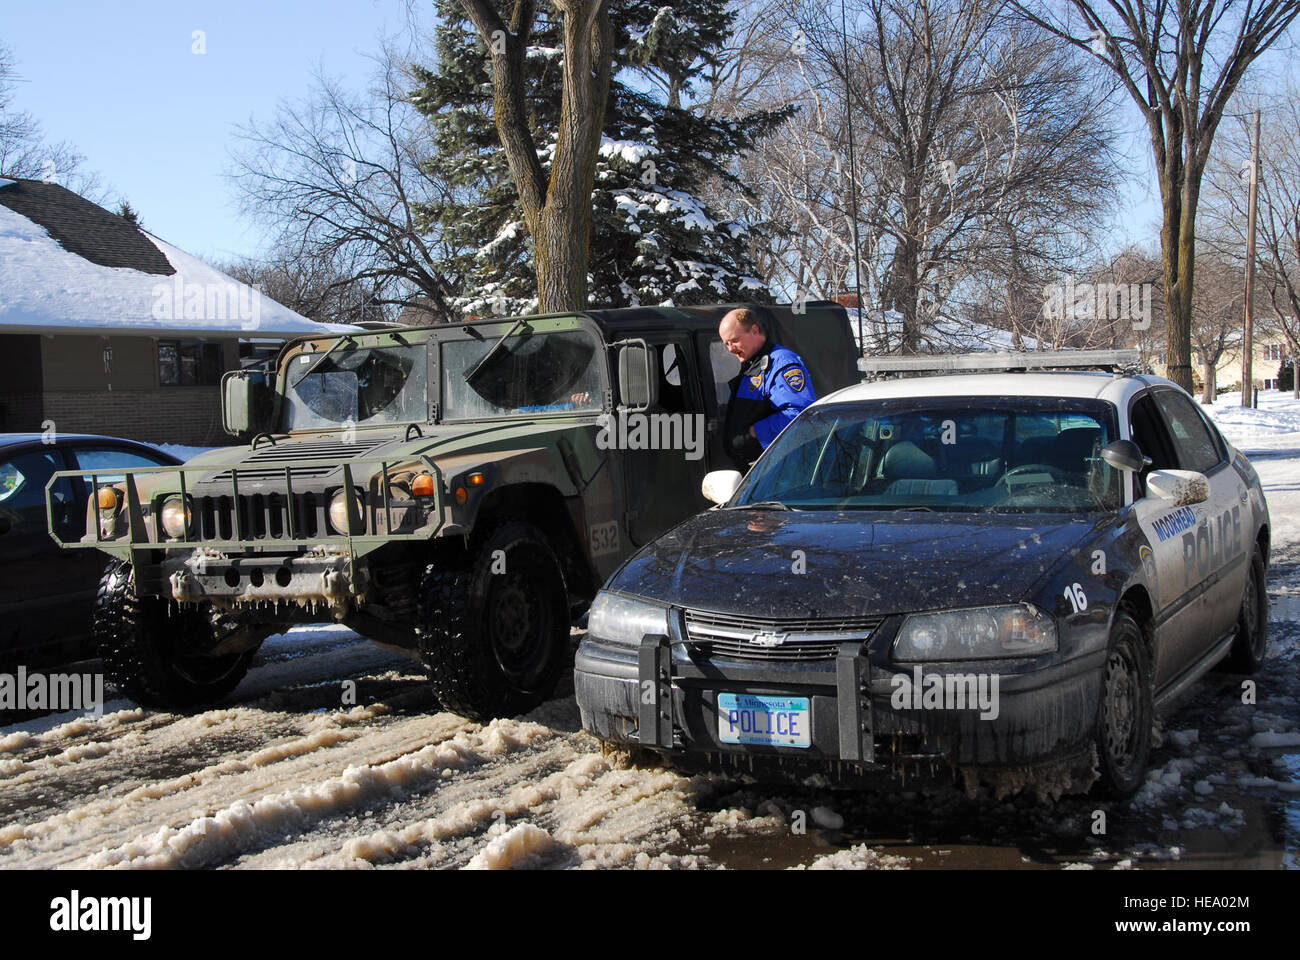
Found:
[573,351,1271,798]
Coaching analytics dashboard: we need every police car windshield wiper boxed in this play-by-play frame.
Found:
[736,500,791,511]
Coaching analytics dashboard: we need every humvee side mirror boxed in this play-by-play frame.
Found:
[222,367,271,439]
[1100,439,1150,473]
[615,339,658,412]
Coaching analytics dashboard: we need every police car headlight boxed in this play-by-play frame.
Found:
[893,604,1056,661]
[160,495,192,538]
[587,592,669,647]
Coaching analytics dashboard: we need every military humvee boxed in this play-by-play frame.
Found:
[47,303,859,720]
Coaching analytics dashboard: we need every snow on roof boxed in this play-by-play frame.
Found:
[0,199,351,339]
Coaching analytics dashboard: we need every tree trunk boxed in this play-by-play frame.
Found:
[1157,145,1198,394]
[1201,359,1215,404]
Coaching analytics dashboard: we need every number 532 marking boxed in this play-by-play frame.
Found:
[590,521,620,558]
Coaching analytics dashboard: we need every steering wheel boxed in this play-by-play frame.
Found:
[999,463,1070,490]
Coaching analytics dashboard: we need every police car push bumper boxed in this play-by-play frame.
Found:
[574,629,1103,767]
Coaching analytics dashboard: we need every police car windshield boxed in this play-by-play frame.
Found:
[734,398,1121,513]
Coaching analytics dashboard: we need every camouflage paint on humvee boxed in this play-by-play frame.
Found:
[47,302,859,719]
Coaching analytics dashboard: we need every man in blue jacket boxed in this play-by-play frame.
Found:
[718,308,817,470]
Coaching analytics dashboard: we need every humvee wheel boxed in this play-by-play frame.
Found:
[417,522,569,721]
[93,559,255,709]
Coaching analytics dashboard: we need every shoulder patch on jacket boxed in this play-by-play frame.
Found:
[782,366,806,392]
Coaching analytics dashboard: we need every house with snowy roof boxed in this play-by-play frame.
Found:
[0,178,347,444]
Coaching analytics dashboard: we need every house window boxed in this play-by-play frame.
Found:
[1265,343,1285,362]
[158,340,223,386]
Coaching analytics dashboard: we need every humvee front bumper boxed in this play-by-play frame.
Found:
[160,551,360,611]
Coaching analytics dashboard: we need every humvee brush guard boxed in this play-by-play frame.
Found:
[48,303,859,719]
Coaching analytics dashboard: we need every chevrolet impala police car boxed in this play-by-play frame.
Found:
[573,351,1270,798]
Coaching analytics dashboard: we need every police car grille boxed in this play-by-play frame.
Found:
[683,611,882,663]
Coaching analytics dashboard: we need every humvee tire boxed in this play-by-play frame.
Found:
[93,559,255,709]
[417,522,569,720]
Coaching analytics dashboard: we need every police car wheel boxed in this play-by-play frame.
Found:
[1223,549,1268,673]
[1093,612,1153,799]
[93,559,255,709]
[417,523,569,721]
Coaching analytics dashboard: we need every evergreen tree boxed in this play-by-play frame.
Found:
[409,0,787,316]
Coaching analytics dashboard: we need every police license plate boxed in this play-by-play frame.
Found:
[717,694,811,748]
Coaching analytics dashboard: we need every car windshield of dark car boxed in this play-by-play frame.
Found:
[281,343,427,430]
[441,330,603,419]
[734,398,1120,513]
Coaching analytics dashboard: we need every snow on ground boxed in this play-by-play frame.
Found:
[2,392,1298,870]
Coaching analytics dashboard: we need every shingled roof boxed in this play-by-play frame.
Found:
[0,178,355,338]
[0,178,174,275]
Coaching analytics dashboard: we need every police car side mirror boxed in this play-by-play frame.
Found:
[1100,440,1149,473]
[702,470,743,505]
[1145,469,1210,506]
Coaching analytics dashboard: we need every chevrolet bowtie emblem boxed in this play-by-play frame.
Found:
[750,631,788,647]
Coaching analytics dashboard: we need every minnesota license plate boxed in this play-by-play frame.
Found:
[717,694,811,748]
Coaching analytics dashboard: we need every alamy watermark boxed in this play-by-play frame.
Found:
[889,666,1000,720]
[1042,275,1152,331]
[595,411,705,461]
[50,890,151,940]
[151,278,262,330]
[0,667,104,719]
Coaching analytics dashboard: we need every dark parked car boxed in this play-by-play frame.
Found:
[574,356,1271,798]
[0,434,181,668]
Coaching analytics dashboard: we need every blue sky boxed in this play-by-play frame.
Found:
[8,1,1284,277]
[3,0,419,264]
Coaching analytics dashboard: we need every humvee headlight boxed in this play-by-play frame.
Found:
[329,488,365,534]
[160,495,192,538]
[587,592,669,647]
[893,604,1056,661]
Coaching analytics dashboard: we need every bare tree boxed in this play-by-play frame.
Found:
[708,0,1121,353]
[0,43,104,199]
[1203,79,1300,397]
[457,0,614,312]
[1013,0,1300,394]
[228,51,462,322]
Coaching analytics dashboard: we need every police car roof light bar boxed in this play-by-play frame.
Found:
[857,348,1141,375]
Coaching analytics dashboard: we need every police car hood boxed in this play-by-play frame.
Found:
[612,508,1098,617]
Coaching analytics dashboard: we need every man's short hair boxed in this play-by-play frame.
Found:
[726,308,762,332]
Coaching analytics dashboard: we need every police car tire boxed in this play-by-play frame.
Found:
[417,523,569,721]
[1093,612,1153,799]
[92,559,254,709]
[1223,549,1268,674]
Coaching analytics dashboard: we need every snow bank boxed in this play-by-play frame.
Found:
[463,823,556,870]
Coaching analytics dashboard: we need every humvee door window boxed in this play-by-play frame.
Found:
[442,331,602,419]
[282,344,427,430]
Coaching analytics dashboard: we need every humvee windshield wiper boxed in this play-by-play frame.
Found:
[465,317,528,384]
[296,334,355,384]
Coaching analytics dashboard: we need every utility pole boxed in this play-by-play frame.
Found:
[1242,110,1260,408]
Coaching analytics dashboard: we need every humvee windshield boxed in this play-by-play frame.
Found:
[441,330,603,419]
[281,343,427,430]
